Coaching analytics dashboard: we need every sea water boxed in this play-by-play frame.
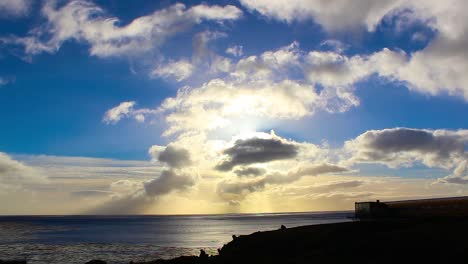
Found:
[0,212,352,264]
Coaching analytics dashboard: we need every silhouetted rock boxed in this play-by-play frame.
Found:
[85,260,107,264]
[136,218,468,264]
[280,225,286,230]
[130,256,198,264]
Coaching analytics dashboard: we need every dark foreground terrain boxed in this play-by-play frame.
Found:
[4,218,468,264]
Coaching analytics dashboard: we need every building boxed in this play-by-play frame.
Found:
[355,200,390,219]
[355,196,468,219]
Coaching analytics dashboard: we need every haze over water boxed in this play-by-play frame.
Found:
[0,212,351,264]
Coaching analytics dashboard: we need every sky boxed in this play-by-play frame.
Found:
[1,0,468,215]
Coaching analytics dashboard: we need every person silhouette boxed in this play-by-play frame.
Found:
[199,249,208,259]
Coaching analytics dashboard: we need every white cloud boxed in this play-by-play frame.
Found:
[103,101,136,124]
[239,0,403,31]
[0,152,45,189]
[150,59,194,82]
[0,0,31,18]
[240,0,468,100]
[103,101,156,124]
[2,1,242,57]
[226,45,243,57]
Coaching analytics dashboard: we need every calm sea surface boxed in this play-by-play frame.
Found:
[0,212,353,264]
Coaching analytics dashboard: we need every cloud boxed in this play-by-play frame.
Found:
[215,133,299,171]
[144,169,195,197]
[149,30,232,82]
[218,163,349,197]
[233,167,266,177]
[86,193,152,215]
[150,59,194,81]
[70,190,114,198]
[226,45,243,57]
[103,101,136,124]
[17,154,163,181]
[283,180,366,197]
[153,43,409,135]
[108,43,407,130]
[0,76,14,86]
[0,0,31,18]
[345,128,468,169]
[0,152,45,188]
[2,1,242,57]
[344,127,468,184]
[319,40,349,53]
[110,179,143,195]
[304,48,406,87]
[240,0,468,100]
[149,145,192,168]
[239,0,402,31]
[103,101,156,124]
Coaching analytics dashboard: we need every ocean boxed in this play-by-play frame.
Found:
[0,212,353,264]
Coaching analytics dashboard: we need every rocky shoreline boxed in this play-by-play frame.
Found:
[4,218,468,264]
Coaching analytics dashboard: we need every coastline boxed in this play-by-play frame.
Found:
[5,218,468,264]
[133,218,468,264]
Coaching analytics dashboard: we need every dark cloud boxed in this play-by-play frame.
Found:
[216,137,298,171]
[437,176,468,185]
[87,169,195,214]
[295,164,350,178]
[144,169,195,197]
[233,167,266,177]
[218,163,349,196]
[348,128,468,167]
[157,146,192,168]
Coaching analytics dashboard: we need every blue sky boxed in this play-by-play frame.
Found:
[1,0,468,214]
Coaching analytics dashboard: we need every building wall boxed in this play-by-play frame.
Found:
[355,196,468,219]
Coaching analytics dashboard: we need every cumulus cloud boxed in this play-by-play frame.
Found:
[144,169,195,197]
[153,43,412,135]
[0,0,31,18]
[240,0,468,100]
[344,127,468,184]
[215,134,299,171]
[239,0,402,31]
[1,1,242,57]
[149,145,192,168]
[107,42,408,130]
[218,163,349,197]
[345,128,468,169]
[233,167,266,177]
